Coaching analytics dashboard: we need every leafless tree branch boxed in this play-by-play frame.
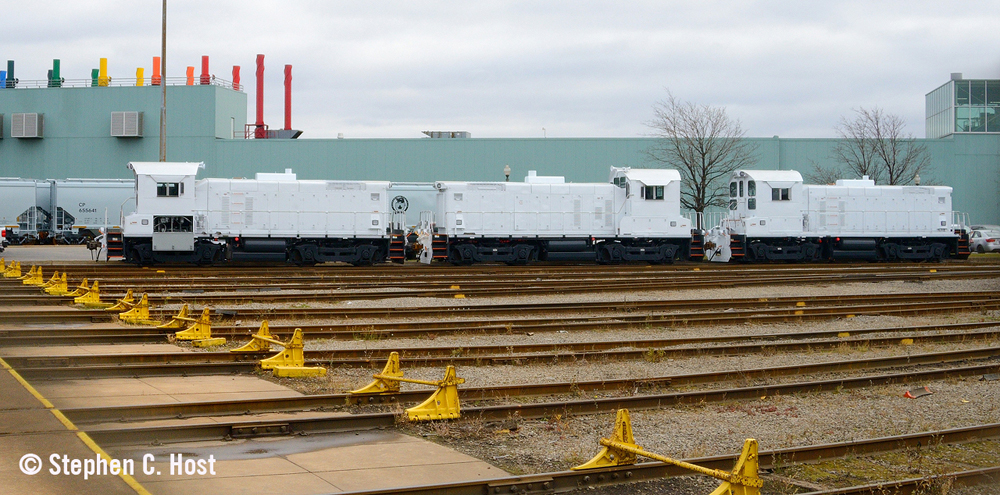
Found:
[831,106,930,185]
[645,92,759,217]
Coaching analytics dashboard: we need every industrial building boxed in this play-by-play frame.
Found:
[0,59,997,225]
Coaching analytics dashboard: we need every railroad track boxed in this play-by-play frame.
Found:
[57,346,1000,425]
[3,292,1000,344]
[330,423,1000,495]
[83,361,1000,446]
[4,265,999,306]
[11,327,1000,380]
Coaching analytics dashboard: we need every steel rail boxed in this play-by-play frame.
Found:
[83,362,1000,446]
[4,267,999,307]
[14,328,1000,380]
[7,320,996,369]
[3,296,1000,345]
[793,466,1000,494]
[3,289,1000,326]
[58,346,1000,424]
[331,425,1000,495]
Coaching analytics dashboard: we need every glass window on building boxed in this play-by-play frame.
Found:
[987,107,999,133]
[971,81,987,106]
[970,107,987,132]
[956,107,970,133]
[987,81,1000,106]
[955,81,970,106]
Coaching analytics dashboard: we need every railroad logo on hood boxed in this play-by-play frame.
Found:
[391,195,409,213]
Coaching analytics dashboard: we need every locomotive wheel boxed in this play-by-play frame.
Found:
[506,244,535,265]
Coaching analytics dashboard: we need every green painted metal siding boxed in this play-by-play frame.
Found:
[0,85,996,225]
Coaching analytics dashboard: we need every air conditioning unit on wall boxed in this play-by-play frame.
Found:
[12,113,43,138]
[111,111,143,137]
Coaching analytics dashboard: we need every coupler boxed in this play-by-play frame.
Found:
[573,409,762,495]
[172,307,225,347]
[257,328,326,378]
[230,321,275,353]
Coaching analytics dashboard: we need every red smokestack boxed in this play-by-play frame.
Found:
[200,55,210,85]
[255,54,266,138]
[232,66,240,90]
[284,65,292,131]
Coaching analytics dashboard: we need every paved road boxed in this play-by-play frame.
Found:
[1,245,112,263]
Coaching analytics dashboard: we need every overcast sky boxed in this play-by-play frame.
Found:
[5,1,999,139]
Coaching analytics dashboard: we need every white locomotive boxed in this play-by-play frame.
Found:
[122,162,968,265]
[704,170,968,262]
[122,163,701,265]
[434,168,697,264]
[122,162,396,265]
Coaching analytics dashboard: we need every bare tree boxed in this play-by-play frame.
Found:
[645,92,758,226]
[831,107,930,185]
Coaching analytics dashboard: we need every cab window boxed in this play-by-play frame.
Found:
[748,181,756,197]
[729,182,737,197]
[643,185,664,200]
[156,182,181,197]
[739,181,744,197]
[771,188,790,201]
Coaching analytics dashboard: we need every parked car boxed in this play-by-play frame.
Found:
[970,229,1000,253]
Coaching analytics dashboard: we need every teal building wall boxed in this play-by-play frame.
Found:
[1,84,997,225]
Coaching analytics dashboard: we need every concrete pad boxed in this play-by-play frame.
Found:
[1,344,188,358]
[34,378,166,399]
[315,462,503,492]
[0,432,136,495]
[140,472,341,495]
[105,430,506,495]
[45,394,182,410]
[139,375,302,395]
[0,372,46,410]
[285,432,480,471]
[0,408,70,435]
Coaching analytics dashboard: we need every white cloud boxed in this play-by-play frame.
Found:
[4,1,1000,138]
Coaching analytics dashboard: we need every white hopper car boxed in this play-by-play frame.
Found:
[704,170,969,262]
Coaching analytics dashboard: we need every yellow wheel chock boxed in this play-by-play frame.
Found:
[256,328,326,378]
[349,353,465,421]
[44,272,69,295]
[230,321,275,353]
[118,293,159,325]
[74,281,111,308]
[40,270,60,289]
[172,307,225,346]
[17,265,35,281]
[3,261,22,278]
[573,409,762,495]
[402,366,465,421]
[65,278,89,297]
[350,352,404,395]
[22,266,43,285]
[156,304,192,329]
[106,289,136,312]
